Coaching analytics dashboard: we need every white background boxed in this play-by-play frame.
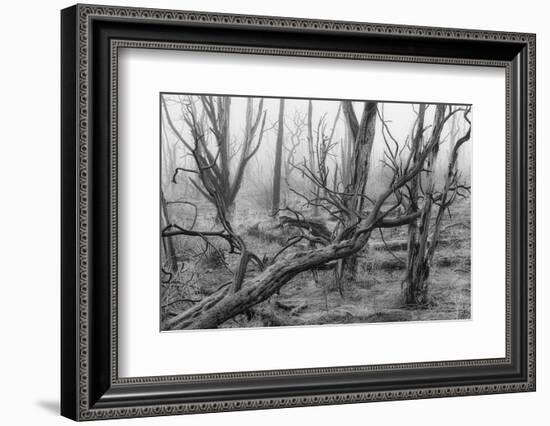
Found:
[0,0,547,425]
[119,49,505,377]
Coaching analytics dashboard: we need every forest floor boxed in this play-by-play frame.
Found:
[160,198,471,330]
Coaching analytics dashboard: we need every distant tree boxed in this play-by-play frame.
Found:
[271,99,285,216]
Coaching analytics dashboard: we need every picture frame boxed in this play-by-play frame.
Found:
[61,3,536,421]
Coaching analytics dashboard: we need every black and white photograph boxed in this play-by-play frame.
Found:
[159,94,472,331]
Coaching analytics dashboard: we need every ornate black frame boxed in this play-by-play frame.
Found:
[61,3,536,421]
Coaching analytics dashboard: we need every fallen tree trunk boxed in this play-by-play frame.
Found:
[166,236,367,330]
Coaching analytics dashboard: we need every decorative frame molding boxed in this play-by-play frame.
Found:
[61,3,535,421]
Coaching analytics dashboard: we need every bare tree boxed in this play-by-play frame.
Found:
[402,105,472,305]
[271,99,285,216]
[161,95,267,219]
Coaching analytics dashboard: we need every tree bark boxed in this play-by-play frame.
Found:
[271,99,285,216]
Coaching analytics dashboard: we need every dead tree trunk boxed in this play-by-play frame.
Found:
[338,101,377,281]
[271,99,285,216]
